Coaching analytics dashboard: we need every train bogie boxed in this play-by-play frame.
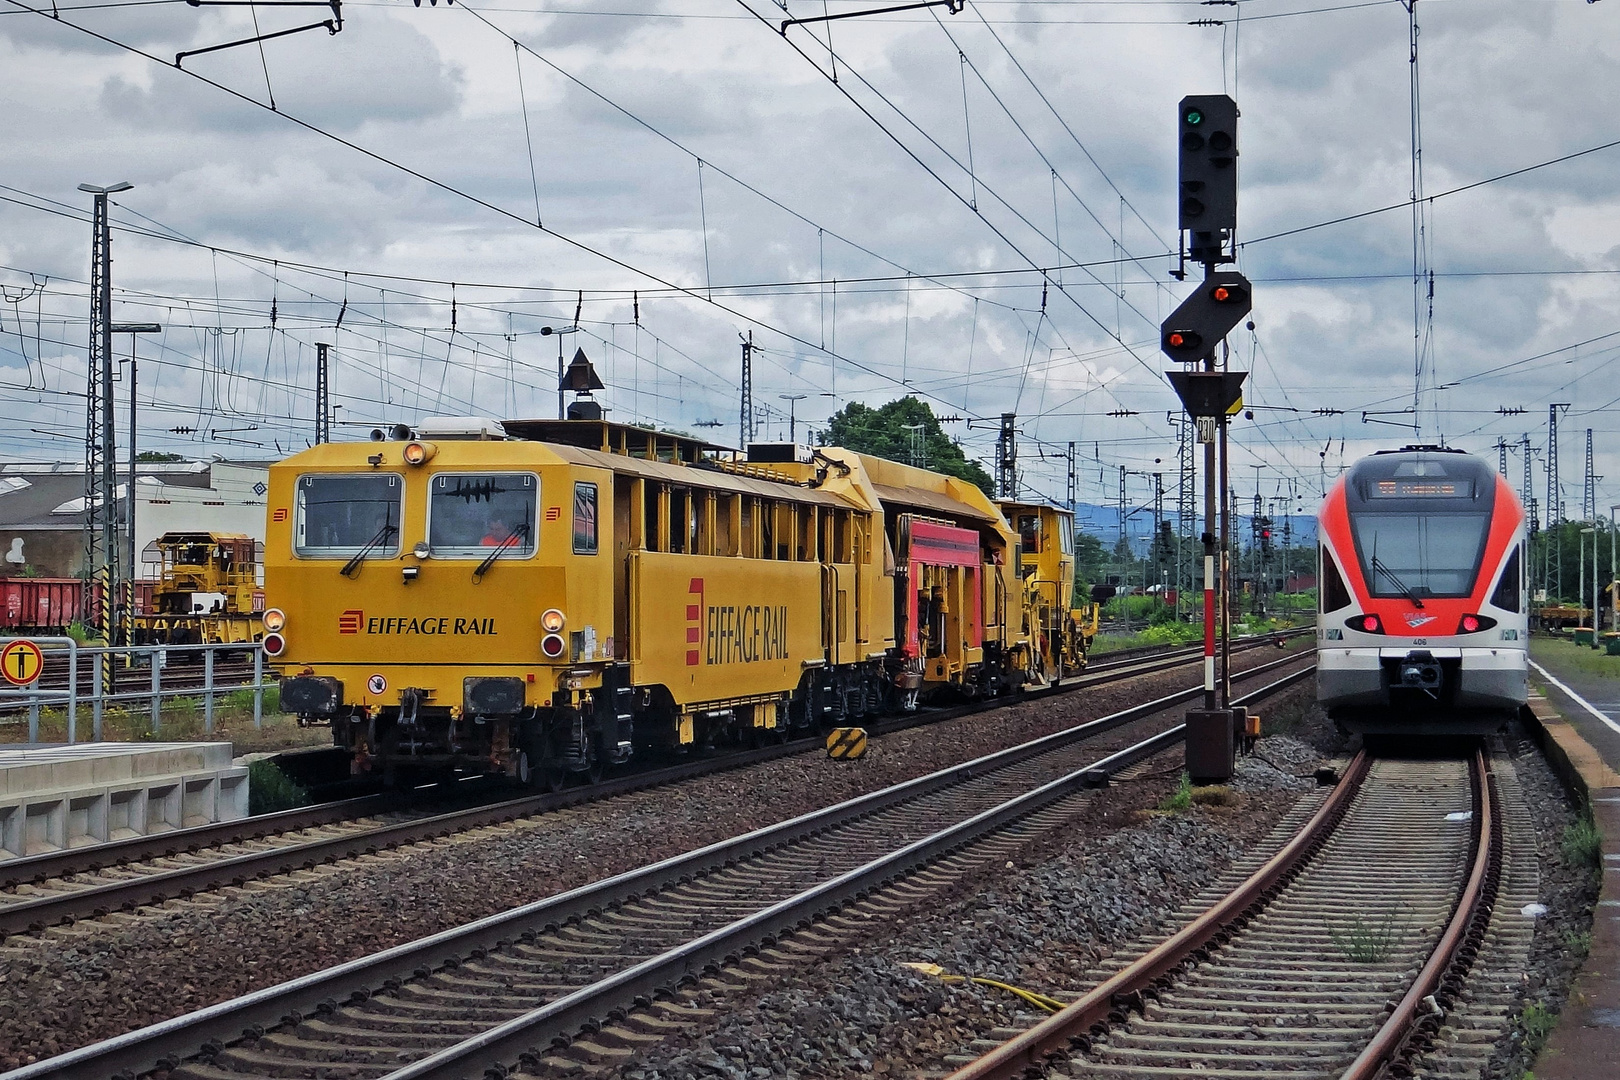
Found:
[1316,446,1527,735]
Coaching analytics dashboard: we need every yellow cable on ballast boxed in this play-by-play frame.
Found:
[900,963,1067,1013]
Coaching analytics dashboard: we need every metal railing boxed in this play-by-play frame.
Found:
[0,638,272,744]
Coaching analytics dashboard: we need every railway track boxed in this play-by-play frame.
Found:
[0,634,1308,939]
[0,663,1313,1080]
[945,744,1504,1080]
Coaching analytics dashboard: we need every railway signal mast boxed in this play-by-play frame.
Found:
[1162,96,1251,784]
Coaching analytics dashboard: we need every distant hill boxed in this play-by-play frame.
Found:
[1073,502,1318,555]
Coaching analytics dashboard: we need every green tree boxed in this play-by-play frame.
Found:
[1074,530,1109,582]
[136,451,184,462]
[823,396,995,495]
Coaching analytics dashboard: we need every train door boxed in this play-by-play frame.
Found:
[614,475,635,660]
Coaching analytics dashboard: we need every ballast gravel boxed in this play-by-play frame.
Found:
[0,643,1311,1068]
[603,759,1316,1080]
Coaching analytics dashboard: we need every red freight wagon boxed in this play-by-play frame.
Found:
[0,578,95,633]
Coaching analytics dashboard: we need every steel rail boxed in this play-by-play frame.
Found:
[0,640,1308,933]
[944,745,1374,1080]
[0,666,1316,1080]
[1340,745,1501,1079]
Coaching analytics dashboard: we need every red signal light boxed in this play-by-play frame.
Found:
[1169,332,1187,347]
[1213,286,1231,301]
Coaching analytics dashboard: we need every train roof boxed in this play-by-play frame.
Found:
[500,419,730,463]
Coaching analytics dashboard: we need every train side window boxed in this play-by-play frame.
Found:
[716,494,737,556]
[798,506,815,561]
[669,489,690,554]
[427,473,537,557]
[740,499,756,558]
[295,473,403,557]
[1019,515,1040,554]
[1490,546,1521,613]
[1058,522,1074,556]
[572,482,598,555]
[1320,546,1351,612]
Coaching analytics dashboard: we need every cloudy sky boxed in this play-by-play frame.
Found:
[1,0,1617,527]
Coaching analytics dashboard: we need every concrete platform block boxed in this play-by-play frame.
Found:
[0,743,248,862]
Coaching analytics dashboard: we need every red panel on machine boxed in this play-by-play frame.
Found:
[903,521,985,658]
[906,520,980,566]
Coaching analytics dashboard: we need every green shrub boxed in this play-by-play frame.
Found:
[221,685,279,713]
[248,759,308,815]
[1159,772,1193,813]
[1563,813,1602,870]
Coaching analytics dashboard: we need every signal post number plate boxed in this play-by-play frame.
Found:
[1,639,45,686]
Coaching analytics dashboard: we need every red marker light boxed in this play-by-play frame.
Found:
[1347,614,1382,634]
[1460,615,1480,633]
[262,633,286,657]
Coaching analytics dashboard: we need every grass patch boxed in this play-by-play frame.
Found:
[1562,812,1602,872]
[1159,772,1194,813]
[1563,927,1592,958]
[1330,913,1401,963]
[1190,784,1237,807]
[248,758,308,815]
[1519,1002,1559,1062]
[1529,636,1620,682]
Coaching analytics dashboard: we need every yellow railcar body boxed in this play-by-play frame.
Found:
[265,419,1045,784]
[998,500,1094,680]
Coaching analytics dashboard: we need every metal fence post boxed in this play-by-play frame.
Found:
[93,649,104,739]
[150,647,162,736]
[204,645,215,735]
[26,687,39,743]
[68,640,79,744]
[253,646,264,729]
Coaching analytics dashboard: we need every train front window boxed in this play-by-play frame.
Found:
[428,473,538,557]
[1349,512,1489,599]
[295,474,402,557]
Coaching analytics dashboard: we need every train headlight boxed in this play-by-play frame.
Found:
[263,633,287,657]
[541,608,566,633]
[540,633,566,659]
[1346,614,1384,634]
[402,440,437,466]
[1457,614,1497,634]
[262,608,286,632]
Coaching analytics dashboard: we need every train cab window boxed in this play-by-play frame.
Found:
[428,473,537,557]
[1489,545,1521,613]
[1350,512,1489,598]
[572,482,598,555]
[295,473,402,557]
[1019,515,1040,555]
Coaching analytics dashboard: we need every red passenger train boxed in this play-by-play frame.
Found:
[1316,446,1528,735]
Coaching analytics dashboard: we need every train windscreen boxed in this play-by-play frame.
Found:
[1349,512,1489,599]
[428,473,539,557]
[295,473,402,557]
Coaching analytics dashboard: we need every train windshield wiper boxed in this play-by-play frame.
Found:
[1371,554,1425,608]
[340,521,398,578]
[473,523,529,581]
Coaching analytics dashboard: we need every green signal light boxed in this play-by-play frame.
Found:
[1185,109,1204,125]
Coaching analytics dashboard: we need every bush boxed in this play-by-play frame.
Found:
[222,684,280,713]
[1563,812,1602,871]
[248,759,308,815]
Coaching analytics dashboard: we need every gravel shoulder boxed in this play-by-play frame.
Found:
[0,645,1313,1068]
[597,683,1337,1080]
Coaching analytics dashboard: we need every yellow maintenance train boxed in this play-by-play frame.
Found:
[263,417,1091,786]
